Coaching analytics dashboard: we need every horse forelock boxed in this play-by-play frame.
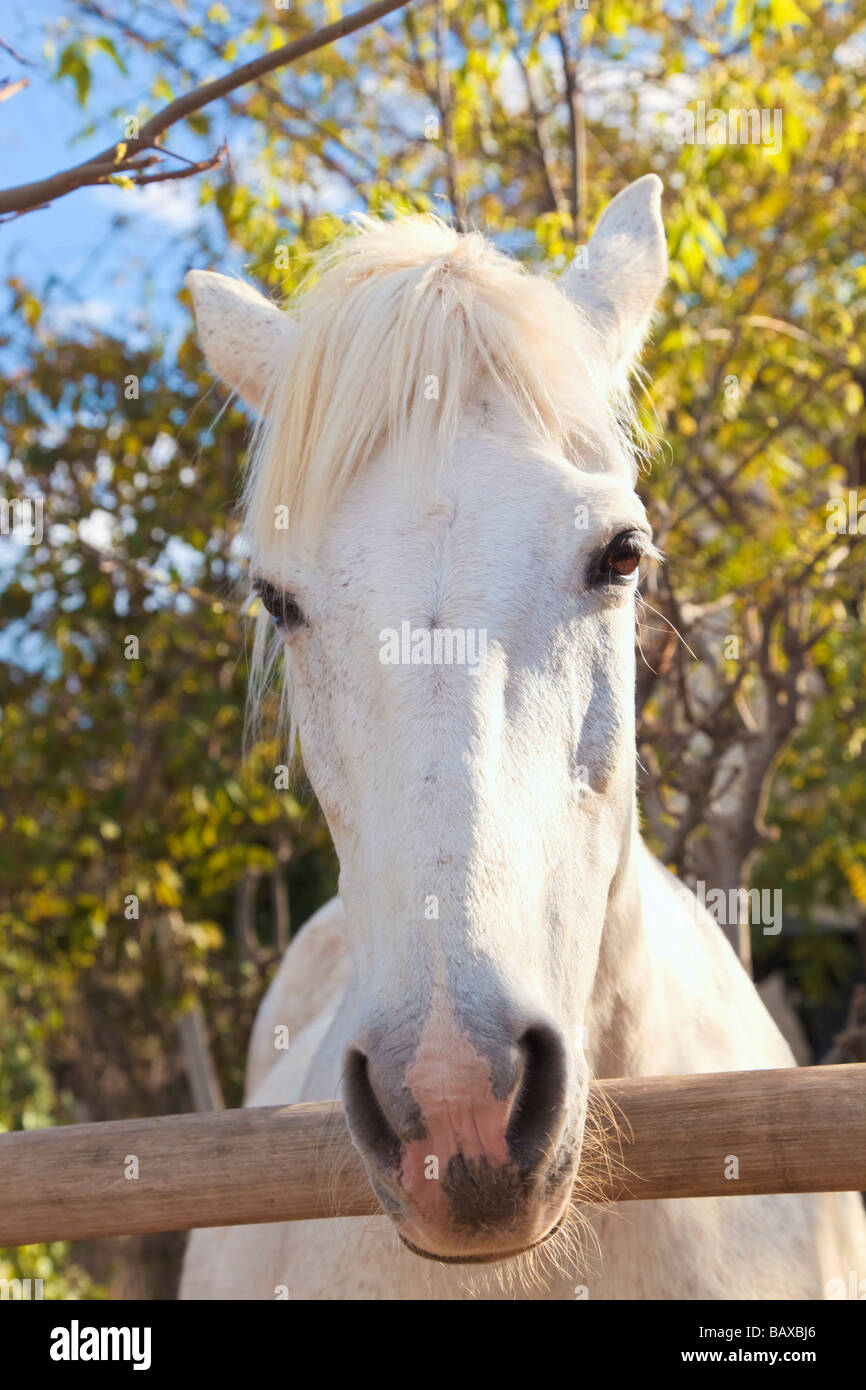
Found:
[242,213,640,552]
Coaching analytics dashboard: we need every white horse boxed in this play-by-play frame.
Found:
[180,177,865,1300]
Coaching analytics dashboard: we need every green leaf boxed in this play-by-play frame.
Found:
[92,35,128,75]
[55,43,91,107]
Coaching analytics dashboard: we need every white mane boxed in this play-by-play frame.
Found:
[242,213,639,550]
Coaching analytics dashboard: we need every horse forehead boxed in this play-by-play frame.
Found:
[319,449,640,598]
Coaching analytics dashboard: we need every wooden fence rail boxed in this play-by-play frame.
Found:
[1,1064,864,1248]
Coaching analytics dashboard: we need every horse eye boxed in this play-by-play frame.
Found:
[593,531,646,585]
[253,579,305,630]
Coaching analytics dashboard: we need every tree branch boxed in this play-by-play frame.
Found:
[128,141,228,188]
[556,2,587,243]
[0,35,35,66]
[432,0,467,231]
[513,46,568,218]
[0,0,411,218]
[0,77,28,104]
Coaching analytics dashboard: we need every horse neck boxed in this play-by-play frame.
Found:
[585,821,664,1080]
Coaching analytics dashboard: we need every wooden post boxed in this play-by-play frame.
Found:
[1,1065,864,1248]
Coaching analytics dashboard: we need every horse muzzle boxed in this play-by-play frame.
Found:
[343,1018,579,1262]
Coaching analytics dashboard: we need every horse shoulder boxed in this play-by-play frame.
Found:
[244,895,351,1101]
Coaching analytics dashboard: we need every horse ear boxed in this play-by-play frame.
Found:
[185,270,293,412]
[558,174,666,373]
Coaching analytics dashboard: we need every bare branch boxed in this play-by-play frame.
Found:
[0,77,28,103]
[0,35,35,66]
[556,2,587,243]
[130,142,228,187]
[513,47,568,218]
[433,0,466,231]
[405,2,466,229]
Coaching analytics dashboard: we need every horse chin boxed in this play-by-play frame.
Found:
[395,1210,568,1266]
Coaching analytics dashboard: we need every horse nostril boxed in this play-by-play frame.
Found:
[345,1021,569,1181]
[342,1046,402,1172]
[506,1024,568,1171]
